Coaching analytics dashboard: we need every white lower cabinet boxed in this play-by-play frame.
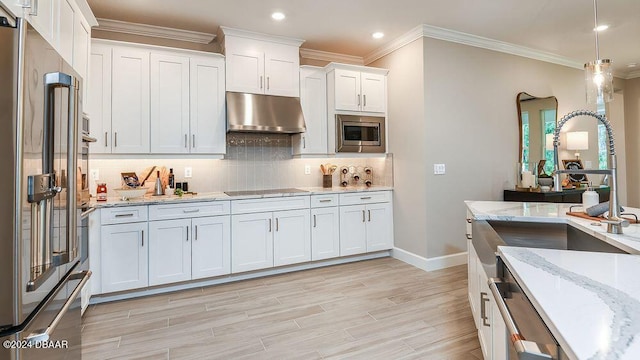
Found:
[232,209,311,273]
[101,222,148,293]
[149,219,191,286]
[311,207,340,260]
[339,201,393,256]
[191,216,231,279]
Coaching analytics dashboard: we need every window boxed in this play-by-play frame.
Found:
[596,103,608,170]
[521,111,529,163]
[541,109,556,175]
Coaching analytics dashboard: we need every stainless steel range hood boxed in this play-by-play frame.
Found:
[226,92,306,134]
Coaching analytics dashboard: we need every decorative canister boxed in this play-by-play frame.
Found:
[323,175,332,188]
[96,183,107,201]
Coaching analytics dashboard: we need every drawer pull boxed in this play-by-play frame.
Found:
[319,199,332,203]
[141,230,144,247]
[360,196,372,200]
[115,213,134,218]
[362,210,365,223]
[466,234,472,240]
[466,218,472,224]
[313,215,316,228]
[368,210,371,222]
[183,209,200,213]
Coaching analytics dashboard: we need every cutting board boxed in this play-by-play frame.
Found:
[566,212,640,224]
[139,166,169,194]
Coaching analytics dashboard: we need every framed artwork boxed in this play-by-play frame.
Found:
[562,159,587,184]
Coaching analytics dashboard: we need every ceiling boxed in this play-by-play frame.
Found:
[86,0,640,78]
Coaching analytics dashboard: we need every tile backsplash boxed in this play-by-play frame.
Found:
[90,133,393,195]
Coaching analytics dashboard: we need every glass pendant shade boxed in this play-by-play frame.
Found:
[585,59,613,104]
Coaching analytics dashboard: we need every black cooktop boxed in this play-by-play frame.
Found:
[224,188,308,197]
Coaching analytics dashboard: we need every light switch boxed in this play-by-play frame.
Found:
[90,169,100,180]
[304,165,311,175]
[184,167,192,178]
[434,164,446,175]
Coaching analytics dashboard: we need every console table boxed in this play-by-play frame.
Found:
[503,186,610,203]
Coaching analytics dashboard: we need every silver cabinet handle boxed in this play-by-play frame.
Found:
[80,207,96,220]
[357,94,361,106]
[25,270,91,345]
[489,278,553,360]
[267,76,270,90]
[303,136,306,149]
[23,0,38,16]
[141,230,144,247]
[186,226,189,242]
[368,210,371,222]
[183,209,200,213]
[319,199,332,203]
[276,218,279,231]
[195,225,198,240]
[313,214,316,228]
[269,218,272,232]
[466,218,472,223]
[260,75,263,89]
[192,134,195,148]
[185,134,188,148]
[480,292,490,327]
[104,131,108,147]
[114,132,118,147]
[115,213,134,218]
[466,234,472,240]
[360,196,372,200]
[363,94,367,107]
[362,210,365,222]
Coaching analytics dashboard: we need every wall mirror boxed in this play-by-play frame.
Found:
[517,92,558,175]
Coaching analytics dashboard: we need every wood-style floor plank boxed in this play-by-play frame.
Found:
[82,258,481,359]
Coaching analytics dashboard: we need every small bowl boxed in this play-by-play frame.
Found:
[114,187,148,200]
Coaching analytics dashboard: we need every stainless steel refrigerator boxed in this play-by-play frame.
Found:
[0,5,91,360]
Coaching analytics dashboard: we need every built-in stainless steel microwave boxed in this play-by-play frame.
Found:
[336,114,386,153]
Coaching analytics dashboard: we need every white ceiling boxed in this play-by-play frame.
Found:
[87,0,640,78]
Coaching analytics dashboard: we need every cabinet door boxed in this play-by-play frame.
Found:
[334,69,361,112]
[264,44,299,97]
[311,207,340,261]
[293,68,327,156]
[101,222,148,293]
[148,219,191,286]
[24,0,53,44]
[339,205,367,256]
[468,240,480,328]
[365,202,393,252]
[150,53,190,154]
[88,44,112,153]
[72,17,90,104]
[1,0,25,20]
[477,263,493,360]
[273,209,310,266]
[111,47,150,154]
[190,56,226,154]
[55,0,74,64]
[361,72,386,113]
[225,44,264,94]
[492,300,508,360]
[192,215,231,279]
[231,212,273,273]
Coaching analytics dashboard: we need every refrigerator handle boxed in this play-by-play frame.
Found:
[25,270,92,345]
[44,72,78,265]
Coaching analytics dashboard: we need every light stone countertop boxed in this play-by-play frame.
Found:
[91,186,393,208]
[465,200,640,254]
[498,246,640,360]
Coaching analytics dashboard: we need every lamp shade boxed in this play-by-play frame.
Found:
[566,131,589,151]
[585,59,613,104]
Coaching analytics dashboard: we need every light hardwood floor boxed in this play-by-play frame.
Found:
[82,258,481,359]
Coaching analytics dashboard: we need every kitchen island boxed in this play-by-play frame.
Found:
[466,200,640,360]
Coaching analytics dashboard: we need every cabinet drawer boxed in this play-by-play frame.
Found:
[311,194,339,208]
[339,191,391,206]
[231,196,310,214]
[149,201,231,221]
[101,206,148,225]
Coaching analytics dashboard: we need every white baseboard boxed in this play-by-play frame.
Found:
[392,247,467,271]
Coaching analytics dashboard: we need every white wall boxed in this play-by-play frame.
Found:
[624,78,640,207]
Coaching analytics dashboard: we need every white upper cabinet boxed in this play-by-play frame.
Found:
[327,63,388,114]
[190,56,226,154]
[55,0,74,64]
[222,27,304,97]
[292,66,328,156]
[72,14,90,101]
[111,46,150,154]
[24,0,54,43]
[88,43,112,153]
[150,53,190,154]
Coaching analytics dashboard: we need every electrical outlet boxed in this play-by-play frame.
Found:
[184,167,192,178]
[304,165,311,175]
[90,169,100,180]
[434,163,446,175]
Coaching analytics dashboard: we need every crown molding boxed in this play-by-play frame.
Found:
[96,18,216,44]
[219,26,304,47]
[625,69,640,79]
[364,24,584,71]
[299,48,363,65]
[75,0,97,27]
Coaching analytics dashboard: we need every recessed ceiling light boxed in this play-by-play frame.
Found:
[372,32,384,39]
[271,12,285,21]
[628,63,638,68]
[594,24,609,32]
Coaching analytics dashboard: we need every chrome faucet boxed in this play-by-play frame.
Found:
[552,110,628,234]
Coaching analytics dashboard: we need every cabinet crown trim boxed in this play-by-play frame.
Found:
[300,49,364,65]
[324,62,388,75]
[220,26,304,47]
[97,18,216,44]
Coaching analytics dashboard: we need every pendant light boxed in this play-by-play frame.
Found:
[584,0,613,104]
